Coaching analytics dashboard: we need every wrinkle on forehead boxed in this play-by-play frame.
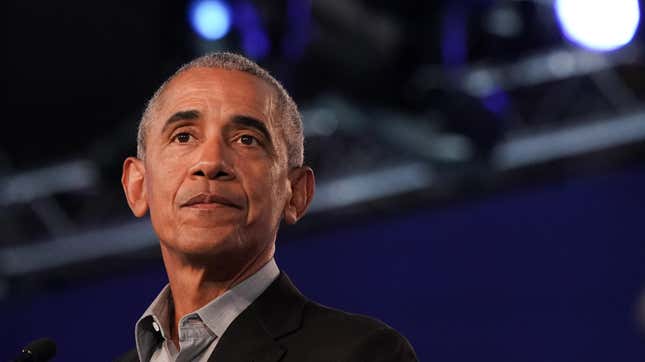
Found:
[149,69,267,130]
[161,69,273,116]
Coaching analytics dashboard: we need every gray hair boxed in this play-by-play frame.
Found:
[137,52,304,168]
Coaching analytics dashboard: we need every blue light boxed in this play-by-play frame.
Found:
[233,1,271,60]
[189,0,232,41]
[555,0,640,51]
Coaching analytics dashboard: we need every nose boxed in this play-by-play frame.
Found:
[188,139,235,181]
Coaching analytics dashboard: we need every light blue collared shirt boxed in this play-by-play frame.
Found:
[135,259,280,362]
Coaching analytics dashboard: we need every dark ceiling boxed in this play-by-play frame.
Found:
[2,0,645,269]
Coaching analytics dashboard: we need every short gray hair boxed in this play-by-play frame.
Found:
[137,52,304,168]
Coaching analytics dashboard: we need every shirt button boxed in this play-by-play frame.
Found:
[152,321,160,332]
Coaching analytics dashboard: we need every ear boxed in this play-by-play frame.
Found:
[283,166,315,224]
[121,157,149,217]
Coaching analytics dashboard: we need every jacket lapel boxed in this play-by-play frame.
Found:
[208,272,307,362]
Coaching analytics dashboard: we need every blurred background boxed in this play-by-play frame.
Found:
[2,0,645,360]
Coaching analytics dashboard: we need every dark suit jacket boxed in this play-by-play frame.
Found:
[116,273,418,362]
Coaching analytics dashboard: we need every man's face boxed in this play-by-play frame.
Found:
[137,67,292,259]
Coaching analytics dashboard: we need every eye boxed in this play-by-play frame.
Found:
[238,134,258,146]
[173,132,192,143]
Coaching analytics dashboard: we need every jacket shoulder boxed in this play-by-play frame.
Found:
[303,301,395,332]
[113,348,138,362]
[279,301,418,361]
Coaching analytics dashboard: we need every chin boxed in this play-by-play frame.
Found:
[174,227,244,256]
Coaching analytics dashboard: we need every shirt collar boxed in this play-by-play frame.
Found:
[135,258,280,362]
[194,258,279,337]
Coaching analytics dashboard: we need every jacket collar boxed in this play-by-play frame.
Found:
[208,272,307,362]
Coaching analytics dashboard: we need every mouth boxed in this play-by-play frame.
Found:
[181,193,242,210]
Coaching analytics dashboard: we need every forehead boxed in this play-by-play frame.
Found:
[153,67,277,127]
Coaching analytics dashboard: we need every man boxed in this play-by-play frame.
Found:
[118,52,417,361]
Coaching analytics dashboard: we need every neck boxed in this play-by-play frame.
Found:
[160,242,275,347]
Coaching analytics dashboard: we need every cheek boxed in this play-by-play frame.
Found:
[147,165,177,202]
[243,163,287,222]
[145,159,184,221]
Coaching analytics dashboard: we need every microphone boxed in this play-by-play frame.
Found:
[12,338,56,362]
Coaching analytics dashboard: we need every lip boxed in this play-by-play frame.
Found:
[181,193,242,209]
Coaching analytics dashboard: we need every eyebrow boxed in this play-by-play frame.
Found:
[230,115,273,145]
[160,110,201,134]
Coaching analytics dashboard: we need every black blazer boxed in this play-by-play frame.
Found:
[116,273,418,362]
